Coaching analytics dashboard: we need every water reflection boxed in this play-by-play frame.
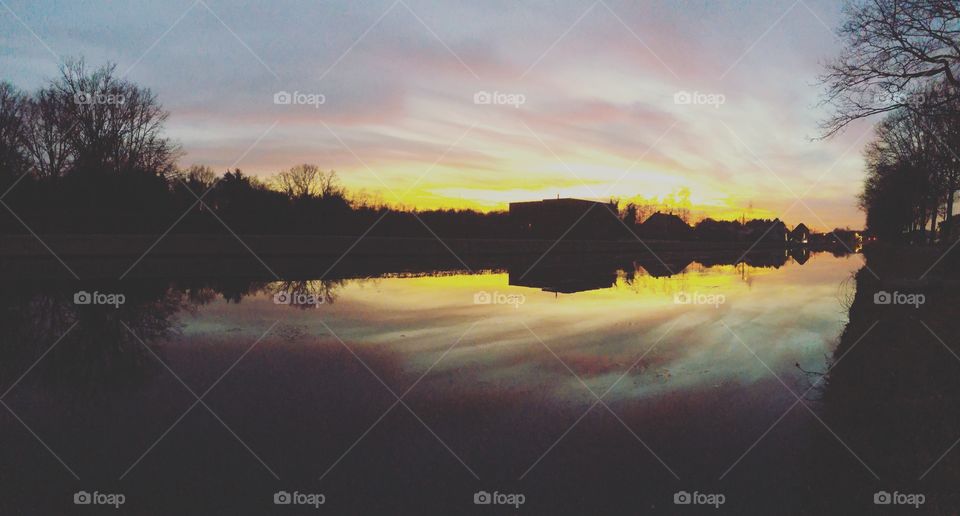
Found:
[0,282,185,395]
[266,279,345,307]
[1,249,871,514]
[509,264,618,293]
[507,247,806,295]
[0,250,853,396]
[789,246,811,265]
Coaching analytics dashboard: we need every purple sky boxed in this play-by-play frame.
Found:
[1,0,875,228]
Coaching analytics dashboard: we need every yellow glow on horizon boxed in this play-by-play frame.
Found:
[324,119,809,226]
[346,179,781,224]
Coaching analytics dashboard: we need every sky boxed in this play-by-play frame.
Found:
[1,0,875,229]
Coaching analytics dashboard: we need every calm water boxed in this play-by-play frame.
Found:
[0,251,868,514]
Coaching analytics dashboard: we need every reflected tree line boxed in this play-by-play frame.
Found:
[510,247,826,293]
[0,282,182,396]
[0,278,344,395]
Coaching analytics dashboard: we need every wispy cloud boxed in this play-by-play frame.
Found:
[0,0,863,227]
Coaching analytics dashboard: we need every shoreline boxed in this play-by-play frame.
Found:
[811,244,960,512]
[0,234,840,280]
[0,234,813,258]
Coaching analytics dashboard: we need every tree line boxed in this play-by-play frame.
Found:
[822,0,960,243]
[0,59,817,242]
[0,59,518,237]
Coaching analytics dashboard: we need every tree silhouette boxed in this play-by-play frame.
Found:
[49,58,179,175]
[820,0,960,136]
[0,82,27,188]
[0,59,811,241]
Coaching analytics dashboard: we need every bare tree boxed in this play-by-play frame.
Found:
[858,103,952,240]
[177,164,218,192]
[317,169,343,198]
[275,164,342,199]
[275,163,320,199]
[0,82,27,182]
[922,90,960,225]
[50,58,178,175]
[820,0,960,136]
[21,88,74,180]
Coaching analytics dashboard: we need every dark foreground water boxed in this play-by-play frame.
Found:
[0,251,895,514]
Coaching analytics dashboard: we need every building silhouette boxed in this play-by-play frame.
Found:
[509,198,620,239]
[640,212,693,240]
[790,223,810,244]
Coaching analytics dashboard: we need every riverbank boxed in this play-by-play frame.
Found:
[0,234,794,258]
[811,244,960,513]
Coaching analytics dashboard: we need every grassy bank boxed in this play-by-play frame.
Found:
[812,244,960,512]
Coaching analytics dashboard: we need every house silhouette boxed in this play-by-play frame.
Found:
[790,223,810,244]
[640,212,692,240]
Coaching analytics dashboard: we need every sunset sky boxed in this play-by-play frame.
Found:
[1,0,874,229]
